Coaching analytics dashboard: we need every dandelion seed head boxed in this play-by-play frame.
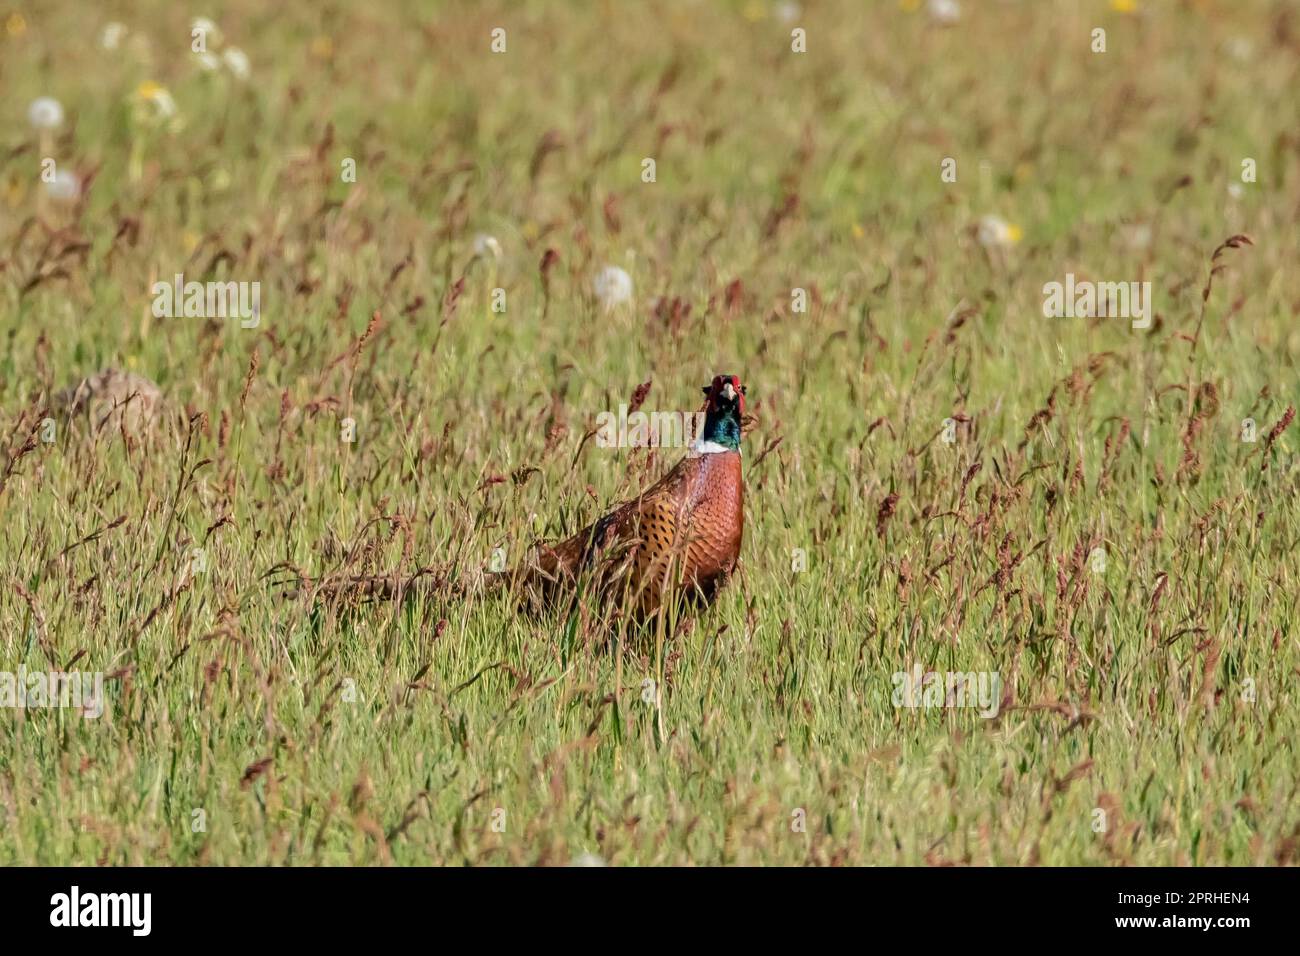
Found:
[593,265,634,308]
[473,234,502,259]
[1121,223,1153,251]
[28,97,64,131]
[223,47,251,81]
[191,17,222,44]
[101,22,127,50]
[927,0,960,25]
[46,170,80,202]
[1225,37,1252,62]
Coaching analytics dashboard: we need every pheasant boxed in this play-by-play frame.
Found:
[277,375,747,619]
[515,373,746,618]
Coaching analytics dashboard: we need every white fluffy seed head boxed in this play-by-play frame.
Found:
[191,17,222,45]
[592,265,633,308]
[1121,223,1152,251]
[101,22,127,50]
[928,0,961,26]
[223,47,250,80]
[28,97,64,130]
[45,170,80,202]
[152,91,177,118]
[473,234,502,258]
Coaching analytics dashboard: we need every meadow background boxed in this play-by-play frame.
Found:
[1,0,1298,865]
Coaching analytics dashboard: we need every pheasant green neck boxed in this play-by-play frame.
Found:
[701,406,742,451]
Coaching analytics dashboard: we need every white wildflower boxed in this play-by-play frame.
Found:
[137,82,177,120]
[977,215,1022,249]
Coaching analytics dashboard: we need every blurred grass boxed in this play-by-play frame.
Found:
[0,0,1298,864]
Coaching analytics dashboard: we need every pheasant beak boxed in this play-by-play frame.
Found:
[721,382,736,402]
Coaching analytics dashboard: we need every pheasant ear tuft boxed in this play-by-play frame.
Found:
[702,386,712,396]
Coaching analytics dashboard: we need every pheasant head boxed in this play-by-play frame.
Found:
[697,373,746,452]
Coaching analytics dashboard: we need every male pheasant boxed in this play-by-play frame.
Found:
[515,373,746,619]
[277,375,747,618]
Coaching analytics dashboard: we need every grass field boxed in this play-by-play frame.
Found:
[2,0,1298,865]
